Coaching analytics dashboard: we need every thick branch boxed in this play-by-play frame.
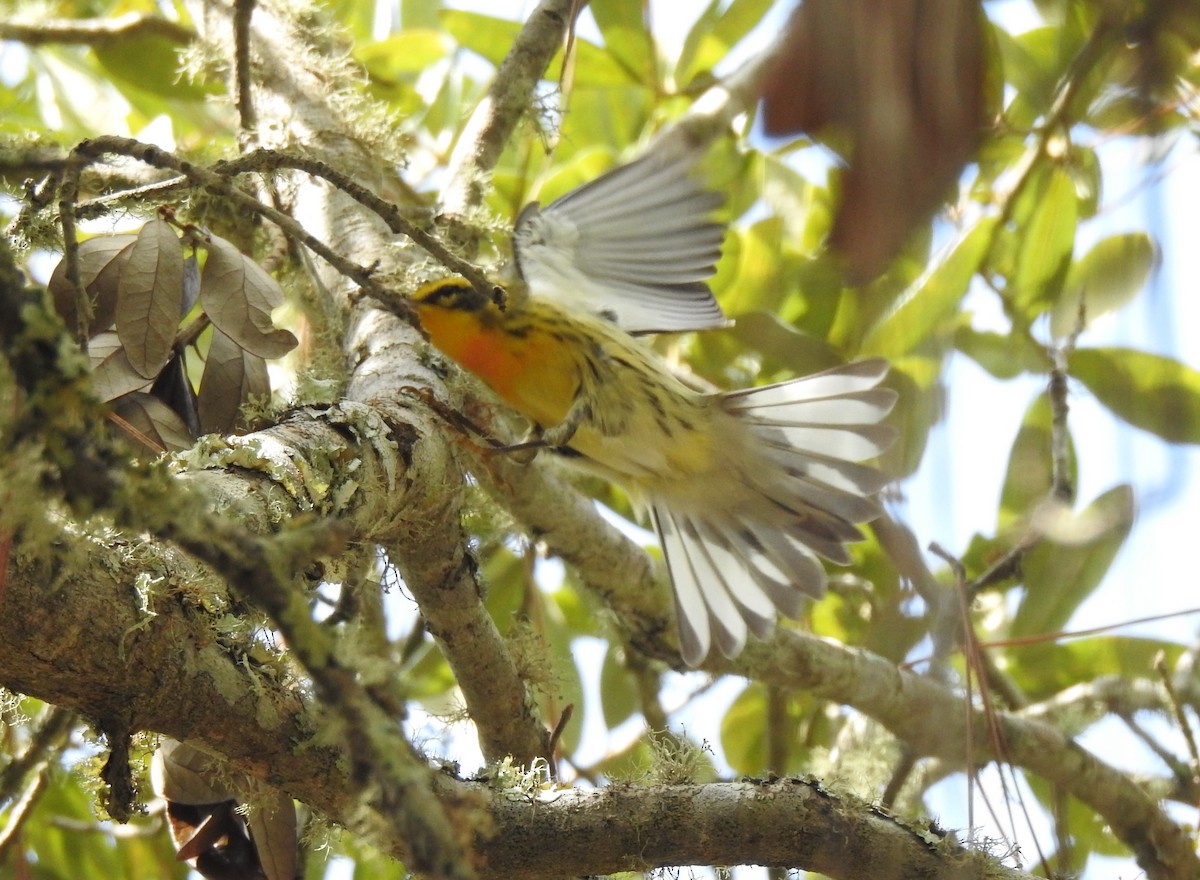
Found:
[470,778,1035,880]
[186,0,552,767]
[729,634,1198,879]
[0,499,1033,880]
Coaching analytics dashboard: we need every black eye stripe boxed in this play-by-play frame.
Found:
[416,279,491,311]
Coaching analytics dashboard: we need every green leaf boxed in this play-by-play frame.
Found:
[402,0,443,29]
[557,83,652,149]
[717,216,786,316]
[1023,776,1129,860]
[567,33,640,87]
[675,0,722,87]
[876,354,941,481]
[860,217,996,359]
[590,0,658,87]
[440,9,522,68]
[1067,143,1101,218]
[1050,233,1158,338]
[954,325,1047,379]
[676,0,775,86]
[720,683,766,774]
[993,26,1061,118]
[724,311,844,377]
[1070,347,1200,443]
[93,33,212,102]
[1011,485,1135,637]
[998,392,1076,531]
[599,645,638,729]
[1006,636,1183,706]
[1013,166,1076,316]
[356,30,454,78]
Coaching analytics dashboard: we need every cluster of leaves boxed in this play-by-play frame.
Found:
[47,218,297,453]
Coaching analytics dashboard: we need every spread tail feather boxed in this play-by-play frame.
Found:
[654,359,897,666]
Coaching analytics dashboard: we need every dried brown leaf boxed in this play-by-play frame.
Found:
[48,234,137,335]
[197,327,269,434]
[117,219,184,378]
[200,236,298,360]
[111,391,194,453]
[182,253,201,316]
[89,331,151,402]
[246,788,299,880]
[152,739,236,804]
[152,739,297,880]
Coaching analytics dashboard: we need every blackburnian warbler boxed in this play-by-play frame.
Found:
[412,145,896,665]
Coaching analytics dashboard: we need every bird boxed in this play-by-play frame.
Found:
[411,143,897,665]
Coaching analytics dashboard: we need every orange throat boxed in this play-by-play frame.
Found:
[415,304,577,430]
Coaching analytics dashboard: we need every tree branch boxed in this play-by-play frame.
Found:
[470,777,1036,879]
[729,633,1199,879]
[441,0,576,218]
[0,13,194,46]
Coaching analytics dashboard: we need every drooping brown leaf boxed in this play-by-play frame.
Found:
[245,789,300,880]
[199,236,298,360]
[153,737,237,804]
[197,326,269,434]
[110,391,194,454]
[116,219,185,378]
[48,234,137,336]
[88,331,151,402]
[760,0,988,283]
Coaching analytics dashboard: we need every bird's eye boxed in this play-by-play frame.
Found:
[416,279,466,306]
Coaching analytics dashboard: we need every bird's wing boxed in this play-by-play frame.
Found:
[512,147,729,334]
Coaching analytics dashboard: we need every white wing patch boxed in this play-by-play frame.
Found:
[513,148,728,333]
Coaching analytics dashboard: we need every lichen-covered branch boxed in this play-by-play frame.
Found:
[185,0,554,768]
[730,633,1198,879]
[468,777,1036,880]
[441,0,576,217]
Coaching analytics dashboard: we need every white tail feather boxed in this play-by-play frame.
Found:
[653,360,896,665]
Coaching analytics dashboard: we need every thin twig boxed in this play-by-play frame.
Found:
[0,13,194,46]
[1048,347,1074,502]
[56,155,89,346]
[62,136,415,322]
[1154,652,1200,835]
[214,149,497,298]
[233,0,259,136]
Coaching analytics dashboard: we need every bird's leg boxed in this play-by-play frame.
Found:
[489,395,590,463]
[401,384,591,464]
